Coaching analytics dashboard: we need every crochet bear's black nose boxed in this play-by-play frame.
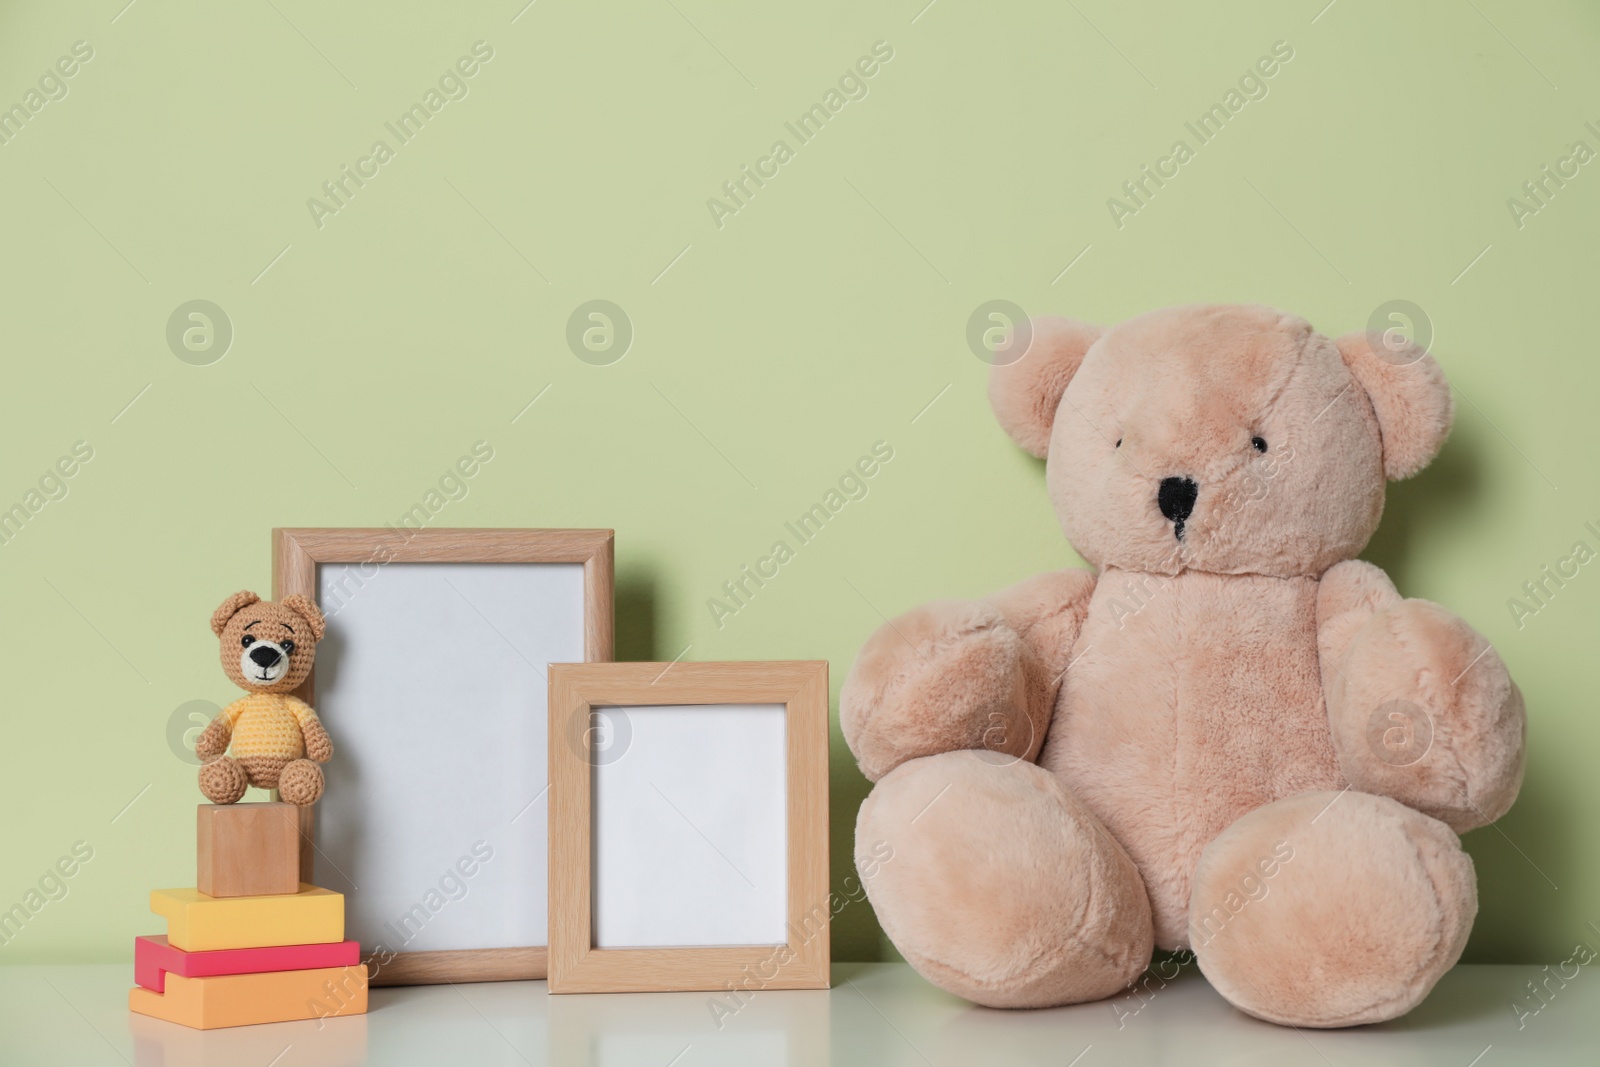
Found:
[248,644,283,668]
[1158,477,1198,536]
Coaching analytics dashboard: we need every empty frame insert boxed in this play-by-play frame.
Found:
[547,661,830,993]
[274,527,614,985]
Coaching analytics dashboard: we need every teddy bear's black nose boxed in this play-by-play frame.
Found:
[1158,477,1198,536]
[248,644,283,669]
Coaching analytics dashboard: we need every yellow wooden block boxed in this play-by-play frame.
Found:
[150,884,343,951]
[128,965,368,1029]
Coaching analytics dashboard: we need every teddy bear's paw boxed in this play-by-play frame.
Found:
[1328,599,1526,831]
[1191,790,1475,1028]
[198,757,248,805]
[840,600,1044,782]
[193,716,232,762]
[855,751,1153,1008]
[277,759,325,805]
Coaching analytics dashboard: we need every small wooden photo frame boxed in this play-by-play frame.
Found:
[274,527,613,986]
[547,661,830,993]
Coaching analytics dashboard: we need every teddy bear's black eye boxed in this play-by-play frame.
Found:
[1251,436,1268,453]
[281,640,296,656]
[241,635,255,648]
[1115,438,1122,449]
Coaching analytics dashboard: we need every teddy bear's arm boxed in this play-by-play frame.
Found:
[302,717,333,763]
[193,716,231,761]
[1317,560,1526,831]
[193,699,249,761]
[839,569,1097,782]
[985,569,1100,687]
[1316,559,1403,657]
[285,697,333,763]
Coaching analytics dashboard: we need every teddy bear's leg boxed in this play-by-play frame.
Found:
[277,759,325,806]
[198,757,247,804]
[1190,790,1475,1028]
[855,750,1153,1008]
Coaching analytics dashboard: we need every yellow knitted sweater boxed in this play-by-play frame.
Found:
[222,693,320,760]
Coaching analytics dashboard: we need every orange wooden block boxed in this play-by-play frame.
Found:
[128,964,368,1029]
[197,803,300,897]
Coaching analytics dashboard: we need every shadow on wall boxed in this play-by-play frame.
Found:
[1362,418,1483,592]
[1462,771,1567,964]
[828,732,884,960]
[614,568,658,662]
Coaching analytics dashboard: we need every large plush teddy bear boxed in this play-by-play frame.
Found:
[196,591,333,806]
[841,304,1526,1027]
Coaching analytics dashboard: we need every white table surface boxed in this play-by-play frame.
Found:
[0,962,1591,1065]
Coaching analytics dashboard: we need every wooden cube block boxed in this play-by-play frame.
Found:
[196,803,300,897]
[128,964,368,1029]
[135,934,361,993]
[151,884,343,952]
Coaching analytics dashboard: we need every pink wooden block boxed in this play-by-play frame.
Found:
[134,935,361,993]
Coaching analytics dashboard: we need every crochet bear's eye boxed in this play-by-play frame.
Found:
[1251,436,1268,453]
[241,635,255,648]
[1115,438,1122,449]
[281,640,296,656]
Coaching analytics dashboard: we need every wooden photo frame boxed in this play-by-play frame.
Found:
[273,527,613,986]
[547,661,830,993]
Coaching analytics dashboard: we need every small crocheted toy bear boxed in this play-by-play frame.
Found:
[195,591,333,807]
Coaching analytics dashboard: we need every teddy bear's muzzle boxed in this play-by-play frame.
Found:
[247,645,283,669]
[241,642,290,683]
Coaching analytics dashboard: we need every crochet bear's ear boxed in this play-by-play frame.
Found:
[1334,331,1454,480]
[210,590,260,636]
[988,316,1101,458]
[281,594,327,642]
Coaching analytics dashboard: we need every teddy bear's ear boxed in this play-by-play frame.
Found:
[281,594,327,642]
[1334,331,1454,480]
[210,590,260,636]
[988,316,1102,458]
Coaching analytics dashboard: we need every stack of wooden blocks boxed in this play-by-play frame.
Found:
[128,803,369,1029]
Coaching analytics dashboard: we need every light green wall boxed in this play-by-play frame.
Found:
[1,1,1595,966]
